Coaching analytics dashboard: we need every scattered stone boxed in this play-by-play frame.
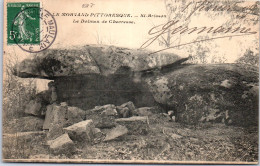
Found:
[86,105,117,129]
[161,113,171,120]
[35,89,52,104]
[119,101,136,111]
[25,90,52,116]
[63,120,95,142]
[161,113,172,121]
[92,104,117,114]
[46,104,67,140]
[116,101,136,118]
[103,125,128,142]
[66,106,85,127]
[93,128,103,138]
[168,110,176,122]
[134,107,155,116]
[48,133,75,155]
[43,104,54,130]
[24,100,42,116]
[115,116,149,135]
[101,108,118,117]
[117,107,131,118]
[44,103,85,130]
[92,128,105,144]
[168,110,174,116]
[95,116,116,129]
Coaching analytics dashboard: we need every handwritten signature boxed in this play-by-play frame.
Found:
[140,0,258,54]
[140,19,257,54]
[182,0,259,21]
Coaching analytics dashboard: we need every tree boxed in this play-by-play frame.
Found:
[236,49,259,67]
[3,53,36,120]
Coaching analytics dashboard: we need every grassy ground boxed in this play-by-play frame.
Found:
[2,114,258,162]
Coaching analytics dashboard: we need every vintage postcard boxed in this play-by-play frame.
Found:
[2,0,259,164]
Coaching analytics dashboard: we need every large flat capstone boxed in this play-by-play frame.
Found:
[13,45,185,78]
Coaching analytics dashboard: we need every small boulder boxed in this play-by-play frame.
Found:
[168,110,176,122]
[43,104,54,130]
[133,107,156,116]
[66,106,85,126]
[116,101,136,118]
[24,100,42,116]
[44,103,85,130]
[48,133,75,155]
[161,113,172,121]
[25,90,52,116]
[103,125,128,142]
[117,107,131,118]
[86,105,117,129]
[101,108,118,117]
[92,128,105,144]
[92,104,117,114]
[119,101,136,111]
[95,116,116,129]
[115,116,149,135]
[63,120,95,142]
[93,128,103,138]
[46,104,67,140]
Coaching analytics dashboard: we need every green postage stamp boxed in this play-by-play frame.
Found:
[7,2,40,45]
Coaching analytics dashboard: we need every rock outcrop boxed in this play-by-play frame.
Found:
[14,45,258,127]
[145,64,258,126]
[63,120,95,142]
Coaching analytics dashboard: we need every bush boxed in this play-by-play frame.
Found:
[3,77,36,119]
[236,49,259,67]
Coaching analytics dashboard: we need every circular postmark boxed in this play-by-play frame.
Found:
[11,7,57,53]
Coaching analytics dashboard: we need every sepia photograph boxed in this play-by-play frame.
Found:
[2,0,259,164]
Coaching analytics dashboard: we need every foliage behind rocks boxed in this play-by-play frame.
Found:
[236,49,259,67]
[3,60,37,130]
